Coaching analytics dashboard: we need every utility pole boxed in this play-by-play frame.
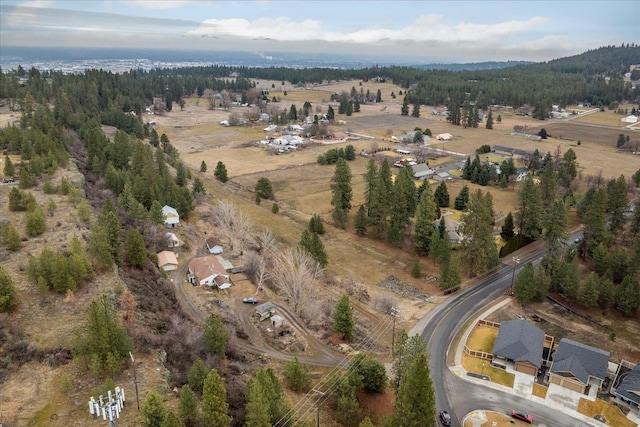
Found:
[129,352,140,411]
[510,256,520,295]
[390,307,400,356]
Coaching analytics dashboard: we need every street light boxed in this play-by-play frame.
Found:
[510,257,520,295]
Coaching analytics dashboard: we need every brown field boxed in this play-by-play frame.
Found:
[578,397,637,427]
[466,325,498,353]
[461,354,515,388]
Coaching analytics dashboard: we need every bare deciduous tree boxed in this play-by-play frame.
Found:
[211,201,255,255]
[203,89,217,110]
[271,248,324,319]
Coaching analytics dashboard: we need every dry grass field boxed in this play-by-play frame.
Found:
[461,355,515,388]
[465,325,499,353]
[578,397,637,427]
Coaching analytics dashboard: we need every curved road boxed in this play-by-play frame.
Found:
[419,233,588,426]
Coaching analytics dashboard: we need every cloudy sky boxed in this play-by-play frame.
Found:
[1,0,638,63]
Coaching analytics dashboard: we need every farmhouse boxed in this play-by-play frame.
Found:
[492,319,545,376]
[411,163,435,180]
[549,338,610,395]
[187,255,230,288]
[162,205,180,228]
[205,237,224,254]
[157,251,178,272]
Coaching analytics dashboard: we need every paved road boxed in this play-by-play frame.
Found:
[419,232,587,426]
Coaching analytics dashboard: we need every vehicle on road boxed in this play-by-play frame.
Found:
[511,410,533,423]
[439,410,451,426]
[243,297,258,304]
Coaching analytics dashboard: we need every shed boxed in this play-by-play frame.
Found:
[255,302,277,321]
[165,232,180,248]
[157,251,178,272]
[206,237,223,254]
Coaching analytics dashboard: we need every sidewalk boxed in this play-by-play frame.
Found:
[453,297,639,427]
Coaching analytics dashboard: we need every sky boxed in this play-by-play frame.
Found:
[1,0,638,63]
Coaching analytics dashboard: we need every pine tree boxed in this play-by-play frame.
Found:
[244,379,271,427]
[334,294,355,341]
[411,103,420,117]
[0,223,21,251]
[439,257,461,292]
[434,181,450,207]
[149,200,164,224]
[413,181,436,255]
[516,175,543,240]
[454,185,470,210]
[200,160,207,173]
[462,190,499,276]
[331,158,353,212]
[363,159,378,216]
[214,161,228,182]
[606,175,629,236]
[401,96,409,116]
[201,370,231,427]
[308,213,325,234]
[161,411,182,427]
[539,160,558,208]
[500,211,515,240]
[139,391,167,427]
[485,109,494,129]
[125,228,147,268]
[393,353,436,427]
[430,226,450,265]
[354,205,367,236]
[582,188,610,255]
[204,313,227,358]
[255,177,273,199]
[542,200,569,258]
[3,155,14,177]
[179,385,200,427]
[411,257,422,278]
[579,272,600,309]
[188,358,209,394]
[25,205,46,237]
[615,276,640,317]
[284,357,311,392]
[192,177,205,196]
[0,266,19,312]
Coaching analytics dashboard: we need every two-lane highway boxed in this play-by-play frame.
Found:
[419,233,589,426]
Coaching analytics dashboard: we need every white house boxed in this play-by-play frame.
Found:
[162,205,180,228]
[622,115,638,123]
[157,251,178,272]
[187,255,230,287]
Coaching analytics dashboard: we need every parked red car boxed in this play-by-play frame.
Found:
[511,410,533,423]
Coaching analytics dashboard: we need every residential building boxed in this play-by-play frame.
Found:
[162,205,180,228]
[492,319,545,376]
[205,237,223,255]
[613,363,640,417]
[549,338,610,394]
[157,251,178,272]
[187,255,230,288]
[411,163,435,180]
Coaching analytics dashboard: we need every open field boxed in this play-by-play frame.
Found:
[466,325,498,353]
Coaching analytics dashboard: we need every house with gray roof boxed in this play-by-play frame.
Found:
[549,338,610,394]
[411,163,435,180]
[613,363,640,415]
[492,319,544,376]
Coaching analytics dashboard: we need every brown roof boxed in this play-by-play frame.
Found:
[206,237,220,247]
[157,251,178,267]
[188,255,226,280]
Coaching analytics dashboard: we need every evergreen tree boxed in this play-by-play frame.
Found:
[200,160,207,173]
[188,358,209,394]
[192,177,205,196]
[615,276,640,317]
[579,273,600,309]
[413,181,436,255]
[606,175,629,236]
[439,257,461,292]
[244,378,271,427]
[203,313,227,358]
[331,158,353,212]
[149,200,164,224]
[345,144,356,160]
[542,200,569,259]
[360,417,375,427]
[363,159,378,217]
[582,188,610,255]
[161,411,183,427]
[401,96,409,116]
[430,226,450,265]
[0,266,19,312]
[454,185,470,210]
[516,175,543,240]
[334,294,355,341]
[393,353,436,427]
[411,256,422,278]
[201,370,231,427]
[214,161,228,182]
[3,155,14,177]
[434,181,450,207]
[485,109,494,129]
[391,166,417,227]
[255,177,273,199]
[0,222,21,251]
[539,160,558,208]
[25,204,46,237]
[411,103,420,118]
[327,106,335,121]
[139,391,167,427]
[354,205,367,236]
[331,189,347,229]
[462,190,499,276]
[308,213,325,234]
[179,385,200,427]
[500,211,515,240]
[284,357,311,392]
[72,296,134,377]
[124,228,147,269]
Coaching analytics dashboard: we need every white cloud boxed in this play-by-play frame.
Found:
[118,0,214,10]
[187,14,551,46]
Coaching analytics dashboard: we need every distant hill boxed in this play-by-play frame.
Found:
[410,61,533,71]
